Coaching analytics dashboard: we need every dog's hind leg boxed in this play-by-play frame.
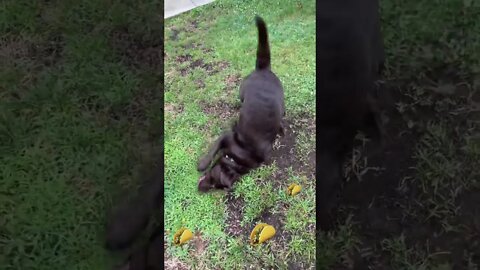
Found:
[123,226,163,270]
[278,123,285,137]
[316,127,354,231]
[279,119,287,136]
[317,152,343,231]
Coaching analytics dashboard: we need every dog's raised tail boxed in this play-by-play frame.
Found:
[255,16,270,70]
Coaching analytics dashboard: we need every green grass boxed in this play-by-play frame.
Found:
[2,0,478,268]
[164,0,315,269]
[0,0,161,269]
[234,166,277,226]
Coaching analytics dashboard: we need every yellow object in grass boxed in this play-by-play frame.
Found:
[287,183,302,196]
[250,223,276,246]
[173,227,193,246]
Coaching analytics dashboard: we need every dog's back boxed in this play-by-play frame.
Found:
[238,16,284,150]
[317,0,384,230]
[196,16,286,192]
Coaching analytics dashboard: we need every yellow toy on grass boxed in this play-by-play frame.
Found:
[173,227,193,246]
[287,183,302,196]
[250,223,276,246]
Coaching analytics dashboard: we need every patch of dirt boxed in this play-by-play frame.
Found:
[169,20,200,41]
[169,28,180,41]
[106,28,162,129]
[165,103,184,116]
[163,231,206,270]
[269,118,316,180]
[224,74,242,92]
[0,34,64,100]
[175,54,193,64]
[0,34,63,66]
[191,74,242,120]
[170,38,229,77]
[224,115,316,248]
[225,194,292,254]
[68,177,97,197]
[160,234,182,270]
[104,85,160,132]
[195,79,205,89]
[200,101,237,121]
[164,256,190,270]
[332,80,480,269]
[224,194,247,237]
[179,58,229,76]
[0,37,31,61]
[189,232,209,265]
[110,27,162,71]
[202,47,214,54]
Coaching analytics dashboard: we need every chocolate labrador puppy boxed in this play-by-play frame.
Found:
[197,16,285,192]
[317,0,385,230]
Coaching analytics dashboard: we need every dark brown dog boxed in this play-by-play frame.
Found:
[197,16,285,192]
[317,0,385,230]
[113,228,163,270]
[105,158,163,251]
[105,160,163,270]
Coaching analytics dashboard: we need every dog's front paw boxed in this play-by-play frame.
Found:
[197,158,210,172]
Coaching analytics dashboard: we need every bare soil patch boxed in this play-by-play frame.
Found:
[224,115,316,247]
[110,27,162,71]
[333,79,480,269]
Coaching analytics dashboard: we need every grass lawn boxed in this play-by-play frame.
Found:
[317,0,480,269]
[2,0,478,269]
[0,0,162,269]
[164,0,316,269]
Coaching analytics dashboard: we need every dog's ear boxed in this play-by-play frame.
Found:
[219,171,234,191]
[198,175,213,192]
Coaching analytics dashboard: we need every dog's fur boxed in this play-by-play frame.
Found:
[316,0,385,230]
[105,167,163,251]
[197,16,285,192]
[114,228,163,270]
[105,160,163,270]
